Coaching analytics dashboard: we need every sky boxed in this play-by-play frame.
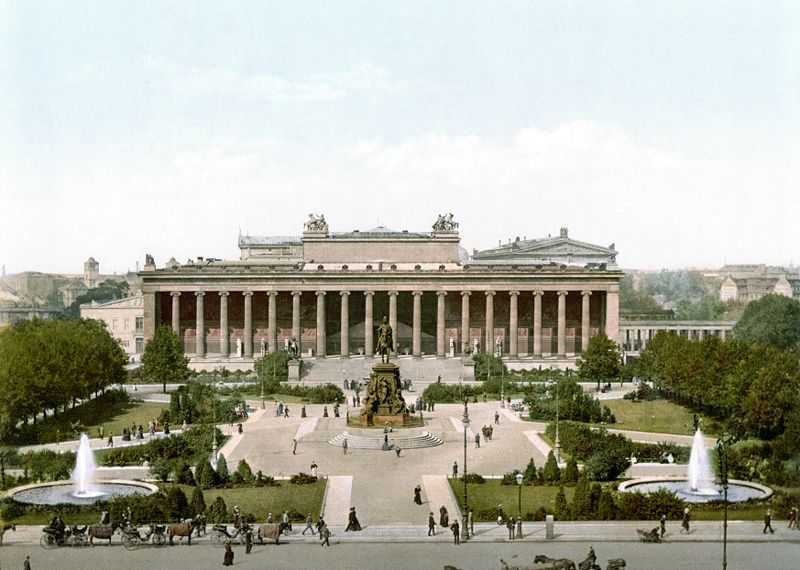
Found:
[1,1,798,275]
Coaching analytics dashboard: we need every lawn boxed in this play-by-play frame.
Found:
[3,481,327,525]
[602,399,719,436]
[11,395,167,445]
[449,479,575,521]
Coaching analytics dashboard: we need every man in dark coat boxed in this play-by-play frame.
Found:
[763,509,775,534]
[345,507,362,532]
[507,516,515,540]
[244,524,253,554]
[439,505,449,527]
[414,485,422,505]
[428,512,436,536]
[222,541,234,566]
[450,520,460,545]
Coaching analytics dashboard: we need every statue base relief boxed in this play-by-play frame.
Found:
[288,360,301,382]
[353,361,414,427]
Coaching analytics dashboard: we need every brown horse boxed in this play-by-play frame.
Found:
[256,522,290,545]
[88,522,120,545]
[0,523,16,546]
[167,519,199,545]
[533,555,577,570]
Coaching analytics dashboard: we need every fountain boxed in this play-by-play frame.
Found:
[618,429,773,503]
[8,433,158,506]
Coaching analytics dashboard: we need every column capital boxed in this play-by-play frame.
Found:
[340,291,350,297]
[194,291,205,297]
[291,290,303,297]
[581,290,593,297]
[316,291,326,297]
[242,291,254,298]
[533,289,544,297]
[363,290,375,297]
[170,291,181,298]
[218,291,230,298]
[461,290,471,297]
[412,290,423,297]
[485,290,496,297]
[388,290,399,297]
[509,290,520,297]
[267,290,279,298]
[557,290,568,297]
[437,291,447,297]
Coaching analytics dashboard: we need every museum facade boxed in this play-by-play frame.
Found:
[140,215,622,369]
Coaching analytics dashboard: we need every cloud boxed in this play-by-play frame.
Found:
[144,57,406,102]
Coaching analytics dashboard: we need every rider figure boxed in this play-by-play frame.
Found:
[586,546,597,565]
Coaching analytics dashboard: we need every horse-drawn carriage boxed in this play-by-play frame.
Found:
[120,524,167,550]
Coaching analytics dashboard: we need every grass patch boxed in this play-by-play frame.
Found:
[603,399,719,436]
[172,481,327,519]
[448,479,575,521]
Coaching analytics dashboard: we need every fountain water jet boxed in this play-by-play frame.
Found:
[72,433,106,499]
[687,429,717,495]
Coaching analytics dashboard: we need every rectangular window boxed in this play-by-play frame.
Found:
[135,317,144,332]
[124,319,129,330]
[112,318,118,331]
[135,338,144,353]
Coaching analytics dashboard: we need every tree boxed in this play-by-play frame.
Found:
[141,325,191,393]
[215,454,229,483]
[554,486,569,520]
[734,294,800,350]
[523,457,537,484]
[63,279,130,318]
[207,496,228,523]
[195,459,218,489]
[473,353,506,381]
[235,459,254,484]
[597,487,617,520]
[563,456,579,484]
[576,333,622,391]
[190,486,207,517]
[569,474,593,520]
[255,352,289,390]
[165,486,191,521]
[543,450,561,483]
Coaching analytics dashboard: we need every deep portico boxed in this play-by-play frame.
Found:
[140,214,622,370]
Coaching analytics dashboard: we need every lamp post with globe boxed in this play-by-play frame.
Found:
[515,472,524,538]
[462,399,470,541]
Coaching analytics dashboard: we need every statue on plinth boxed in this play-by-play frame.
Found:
[375,316,393,364]
[287,337,299,360]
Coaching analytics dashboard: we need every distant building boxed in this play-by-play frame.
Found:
[0,306,62,327]
[83,257,100,288]
[80,295,145,360]
[718,264,798,303]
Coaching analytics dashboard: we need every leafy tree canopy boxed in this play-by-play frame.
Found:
[734,294,800,350]
[141,325,191,393]
[576,333,622,388]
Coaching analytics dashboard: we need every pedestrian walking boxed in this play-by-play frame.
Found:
[451,520,460,545]
[244,524,253,554]
[267,512,273,524]
[345,507,362,532]
[323,406,329,417]
[301,405,307,418]
[414,485,423,505]
[659,513,667,538]
[310,460,318,477]
[222,541,234,566]
[452,460,458,478]
[788,507,797,529]
[394,445,402,457]
[763,509,775,534]
[282,510,292,531]
[24,555,32,570]
[107,434,114,447]
[439,505,449,527]
[316,516,326,534]
[427,512,437,536]
[303,513,316,535]
[506,516,515,540]
[320,523,331,547]
[474,432,480,448]
[342,437,348,455]
[292,438,298,455]
[284,406,290,418]
[494,411,500,424]
[681,508,691,534]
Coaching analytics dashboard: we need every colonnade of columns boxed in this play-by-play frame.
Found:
[166,288,618,359]
[621,325,731,352]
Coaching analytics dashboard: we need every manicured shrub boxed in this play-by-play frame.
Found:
[206,496,228,523]
[597,487,617,520]
[174,461,195,485]
[463,473,486,484]
[190,486,206,516]
[570,475,593,520]
[523,457,537,484]
[501,470,522,485]
[554,486,569,520]
[543,451,561,483]
[290,472,318,485]
[215,454,230,483]
[617,489,685,520]
[165,486,191,522]
[563,456,579,484]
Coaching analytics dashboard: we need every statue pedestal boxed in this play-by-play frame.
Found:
[358,361,411,427]
[462,358,475,381]
[288,360,300,382]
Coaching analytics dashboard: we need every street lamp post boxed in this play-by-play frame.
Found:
[554,378,561,463]
[462,399,470,541]
[515,472,524,538]
[497,342,505,408]
[716,433,734,570]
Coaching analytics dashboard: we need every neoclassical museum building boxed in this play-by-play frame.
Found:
[141,215,622,370]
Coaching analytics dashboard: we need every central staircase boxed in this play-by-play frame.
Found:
[328,430,443,450]
[297,355,464,384]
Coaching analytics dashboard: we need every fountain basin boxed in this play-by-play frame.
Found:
[618,477,772,503]
[7,479,158,506]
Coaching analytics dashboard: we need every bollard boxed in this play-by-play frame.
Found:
[545,514,555,539]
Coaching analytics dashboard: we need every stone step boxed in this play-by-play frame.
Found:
[297,356,465,383]
[327,431,443,450]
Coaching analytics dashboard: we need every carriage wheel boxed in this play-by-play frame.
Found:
[122,534,138,551]
[40,534,58,550]
[153,533,166,546]
[210,531,226,546]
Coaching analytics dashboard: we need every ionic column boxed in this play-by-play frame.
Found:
[170,292,181,337]
[219,292,229,356]
[243,292,253,358]
[316,291,326,357]
[581,290,592,352]
[605,289,620,343]
[485,291,495,354]
[291,291,302,345]
[698,329,705,341]
[533,290,543,357]
[509,291,519,357]
[388,291,398,354]
[720,329,727,341]
[436,291,447,357]
[195,291,205,356]
[461,291,471,354]
[557,291,567,356]
[364,291,374,356]
[412,291,422,357]
[340,291,350,357]
[268,291,278,353]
